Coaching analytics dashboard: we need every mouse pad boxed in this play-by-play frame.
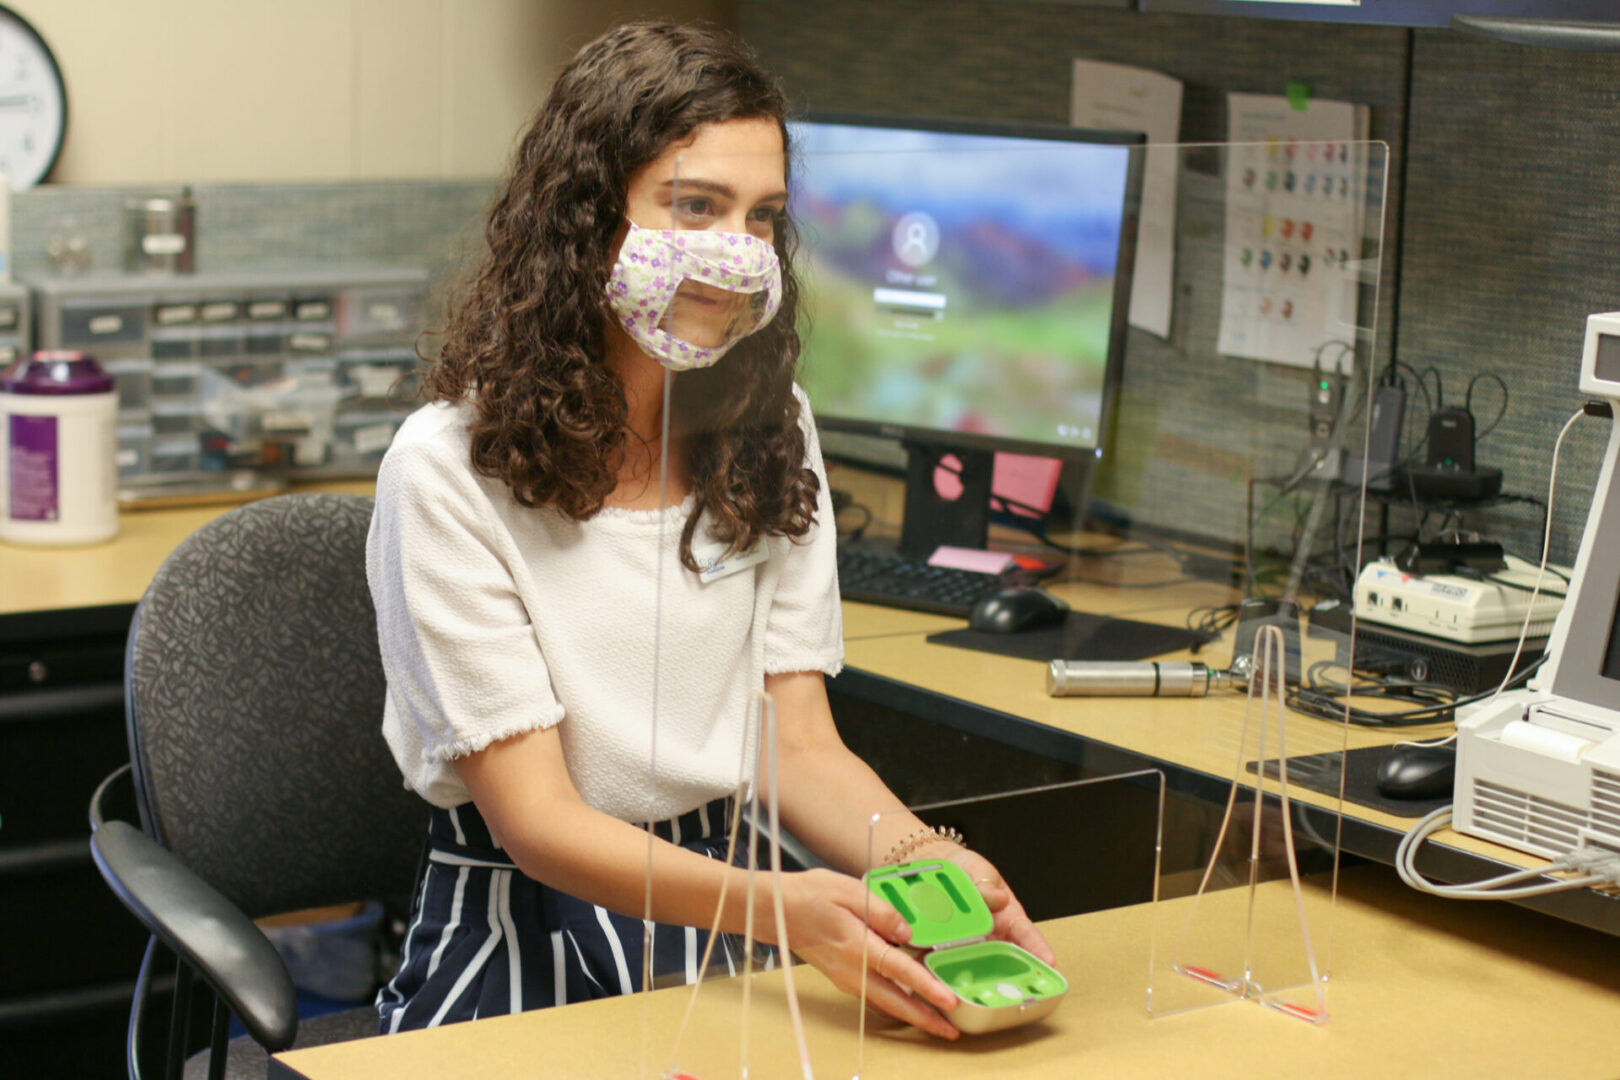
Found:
[1244,746,1450,819]
[927,611,1200,663]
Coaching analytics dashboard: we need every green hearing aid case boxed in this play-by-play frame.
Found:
[865,859,1068,1034]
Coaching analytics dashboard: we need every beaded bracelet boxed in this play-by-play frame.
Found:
[884,825,966,866]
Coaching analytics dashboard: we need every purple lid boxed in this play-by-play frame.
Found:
[0,351,116,395]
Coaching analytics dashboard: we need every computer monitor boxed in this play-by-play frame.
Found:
[789,113,1144,558]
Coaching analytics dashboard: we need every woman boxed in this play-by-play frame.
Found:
[367,21,1051,1040]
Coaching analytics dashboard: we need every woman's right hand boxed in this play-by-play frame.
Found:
[774,868,961,1040]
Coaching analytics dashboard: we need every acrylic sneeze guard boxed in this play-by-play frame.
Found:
[1131,139,1384,1026]
[635,134,1387,1078]
[638,150,815,1080]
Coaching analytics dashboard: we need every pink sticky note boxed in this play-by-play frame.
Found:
[929,452,1064,520]
[993,453,1063,518]
[928,545,1015,574]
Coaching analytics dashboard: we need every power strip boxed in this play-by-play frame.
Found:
[1353,555,1566,644]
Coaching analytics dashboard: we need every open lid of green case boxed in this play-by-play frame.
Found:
[864,859,993,949]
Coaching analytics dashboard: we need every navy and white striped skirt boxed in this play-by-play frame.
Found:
[376,796,774,1034]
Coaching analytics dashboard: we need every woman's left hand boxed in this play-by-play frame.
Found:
[935,846,1056,966]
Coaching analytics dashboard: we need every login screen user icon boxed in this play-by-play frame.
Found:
[893,211,941,267]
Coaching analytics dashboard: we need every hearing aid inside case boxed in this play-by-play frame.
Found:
[865,859,1068,1034]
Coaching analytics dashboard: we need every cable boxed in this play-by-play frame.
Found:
[1185,603,1240,652]
[1395,807,1617,900]
[1478,571,1566,598]
[1287,653,1546,727]
[1465,371,1509,440]
[1490,405,1586,701]
[834,500,872,543]
[1244,376,1369,599]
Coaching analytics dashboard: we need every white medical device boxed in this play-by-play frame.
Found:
[1354,555,1566,644]
[1453,313,1620,860]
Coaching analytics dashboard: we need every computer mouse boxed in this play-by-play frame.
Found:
[1375,744,1456,801]
[969,587,1069,634]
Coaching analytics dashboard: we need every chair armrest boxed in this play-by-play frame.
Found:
[88,762,132,831]
[90,820,299,1051]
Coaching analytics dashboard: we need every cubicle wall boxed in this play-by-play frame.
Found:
[742,0,1617,565]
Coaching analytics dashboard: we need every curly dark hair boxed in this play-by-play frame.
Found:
[422,21,817,570]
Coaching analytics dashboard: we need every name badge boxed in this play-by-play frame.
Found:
[693,540,768,584]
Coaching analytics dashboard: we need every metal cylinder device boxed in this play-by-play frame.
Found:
[1046,660,1231,697]
[124,188,196,274]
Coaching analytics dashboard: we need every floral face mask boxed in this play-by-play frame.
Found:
[606,220,782,371]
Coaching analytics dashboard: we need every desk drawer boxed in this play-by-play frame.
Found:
[0,679,127,849]
[0,850,150,997]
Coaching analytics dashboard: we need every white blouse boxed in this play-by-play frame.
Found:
[366,390,844,823]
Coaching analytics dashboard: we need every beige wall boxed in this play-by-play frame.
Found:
[15,0,736,186]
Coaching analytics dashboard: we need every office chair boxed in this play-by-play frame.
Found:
[88,493,426,1080]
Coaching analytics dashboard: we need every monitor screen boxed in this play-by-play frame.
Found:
[789,114,1142,461]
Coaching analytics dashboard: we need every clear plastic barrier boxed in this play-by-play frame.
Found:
[633,134,1385,1076]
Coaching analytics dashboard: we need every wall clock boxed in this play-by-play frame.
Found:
[0,5,65,189]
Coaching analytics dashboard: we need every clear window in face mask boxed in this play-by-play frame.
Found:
[660,279,761,350]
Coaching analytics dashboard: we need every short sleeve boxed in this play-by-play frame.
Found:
[762,387,845,677]
[367,423,565,763]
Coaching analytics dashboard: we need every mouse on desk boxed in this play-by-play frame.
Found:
[970,587,1070,634]
[1375,744,1457,801]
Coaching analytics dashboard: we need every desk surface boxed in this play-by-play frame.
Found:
[0,480,376,618]
[271,863,1620,1080]
[839,585,1604,879]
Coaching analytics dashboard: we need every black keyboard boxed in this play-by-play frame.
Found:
[835,547,1008,618]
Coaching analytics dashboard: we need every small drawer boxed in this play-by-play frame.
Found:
[116,423,153,477]
[101,358,154,414]
[149,361,202,401]
[198,333,245,359]
[287,330,333,355]
[198,300,241,324]
[294,297,334,322]
[150,335,196,361]
[149,434,200,473]
[150,402,201,436]
[247,298,291,321]
[340,361,410,400]
[245,331,285,355]
[337,287,422,339]
[333,412,402,464]
[153,302,200,327]
[58,303,148,346]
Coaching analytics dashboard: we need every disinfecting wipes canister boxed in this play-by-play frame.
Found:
[1,351,119,546]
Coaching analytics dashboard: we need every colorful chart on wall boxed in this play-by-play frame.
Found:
[1217,94,1373,369]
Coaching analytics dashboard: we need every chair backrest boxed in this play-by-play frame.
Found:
[126,492,424,920]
